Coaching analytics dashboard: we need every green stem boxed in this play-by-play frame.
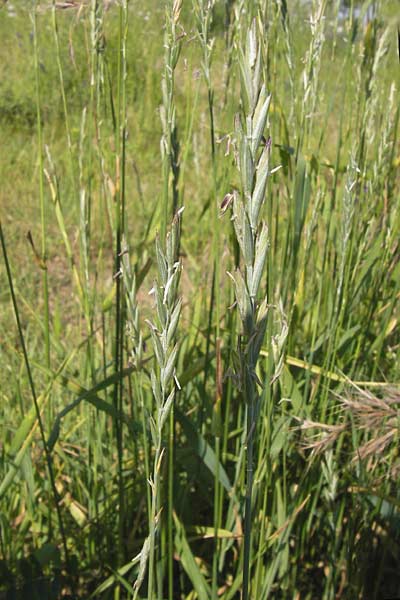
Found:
[168,404,175,600]
[212,435,221,599]
[242,385,255,600]
[33,1,50,371]
[148,442,162,600]
[0,222,71,582]
[113,0,128,566]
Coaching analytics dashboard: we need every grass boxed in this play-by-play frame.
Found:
[0,0,400,598]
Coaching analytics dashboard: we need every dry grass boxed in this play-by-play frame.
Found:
[298,386,400,477]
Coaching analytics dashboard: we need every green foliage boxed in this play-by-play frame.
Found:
[1,0,399,598]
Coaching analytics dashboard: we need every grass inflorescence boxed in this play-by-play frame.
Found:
[0,0,399,598]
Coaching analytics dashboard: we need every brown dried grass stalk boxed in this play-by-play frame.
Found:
[297,386,400,474]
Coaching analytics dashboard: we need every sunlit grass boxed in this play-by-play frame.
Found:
[0,1,399,598]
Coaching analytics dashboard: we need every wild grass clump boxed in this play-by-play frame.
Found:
[0,0,399,598]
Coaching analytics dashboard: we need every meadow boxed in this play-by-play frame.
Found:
[0,0,399,598]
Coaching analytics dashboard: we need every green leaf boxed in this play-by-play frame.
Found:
[279,365,304,415]
[47,368,142,451]
[179,352,215,387]
[270,415,290,460]
[0,392,49,500]
[102,281,116,313]
[175,408,233,495]
[89,559,139,598]
[293,155,311,249]
[174,512,211,600]
[337,324,361,352]
[33,543,60,569]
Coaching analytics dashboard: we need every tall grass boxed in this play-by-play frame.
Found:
[32,0,51,375]
[226,19,274,598]
[1,0,400,599]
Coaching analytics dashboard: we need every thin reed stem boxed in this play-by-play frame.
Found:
[0,222,70,581]
[194,1,222,594]
[32,1,50,371]
[111,0,129,570]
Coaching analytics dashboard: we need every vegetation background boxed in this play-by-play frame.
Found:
[0,0,399,598]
